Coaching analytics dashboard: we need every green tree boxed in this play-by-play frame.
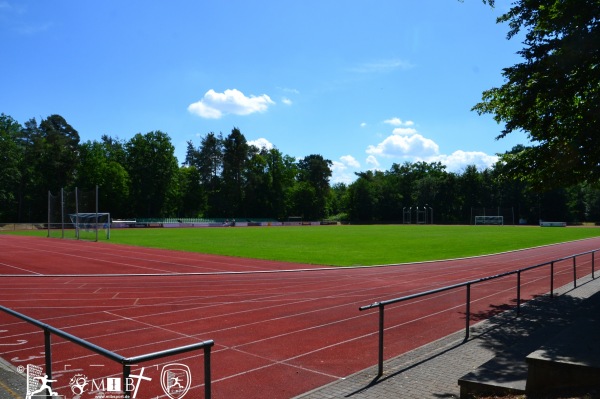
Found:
[348,171,378,222]
[328,182,349,220]
[196,132,223,217]
[267,149,297,219]
[38,114,80,192]
[76,140,130,218]
[177,165,206,217]
[474,0,600,189]
[125,131,178,217]
[0,114,23,221]
[15,118,41,222]
[222,128,249,217]
[296,154,332,220]
[18,115,80,221]
[288,181,317,220]
[244,146,271,217]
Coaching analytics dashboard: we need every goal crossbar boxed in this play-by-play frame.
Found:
[68,212,111,240]
[474,215,504,225]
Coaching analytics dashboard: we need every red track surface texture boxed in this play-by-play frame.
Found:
[1,235,599,399]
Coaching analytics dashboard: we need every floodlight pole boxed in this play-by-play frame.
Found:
[47,191,50,238]
[95,185,99,242]
[61,188,65,239]
[75,187,79,240]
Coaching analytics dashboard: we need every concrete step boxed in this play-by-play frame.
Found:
[458,290,600,398]
[526,315,600,394]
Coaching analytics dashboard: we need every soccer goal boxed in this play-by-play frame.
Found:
[68,212,111,240]
[474,215,504,225]
[48,186,110,241]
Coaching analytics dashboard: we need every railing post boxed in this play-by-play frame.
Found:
[377,304,385,377]
[550,261,555,298]
[204,345,212,399]
[593,251,595,279]
[123,363,130,399]
[517,270,522,316]
[465,284,471,340]
[44,328,52,395]
[573,256,577,288]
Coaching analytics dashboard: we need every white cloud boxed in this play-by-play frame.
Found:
[392,127,418,136]
[430,150,498,172]
[331,161,352,184]
[331,155,362,184]
[384,117,414,126]
[366,133,439,158]
[248,138,274,150]
[365,120,497,173]
[340,155,360,168]
[384,117,402,126]
[282,97,292,105]
[360,122,367,128]
[279,87,300,94]
[188,89,274,119]
[331,160,347,172]
[366,155,380,168]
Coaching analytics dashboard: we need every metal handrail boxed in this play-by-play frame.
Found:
[359,248,598,377]
[0,306,214,399]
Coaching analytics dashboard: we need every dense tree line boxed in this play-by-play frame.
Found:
[0,113,333,222]
[2,112,600,225]
[340,157,600,224]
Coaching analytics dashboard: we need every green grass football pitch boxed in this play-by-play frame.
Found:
[5,224,600,266]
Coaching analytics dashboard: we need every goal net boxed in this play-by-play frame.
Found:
[47,186,110,241]
[68,212,111,240]
[474,216,504,225]
[470,207,514,225]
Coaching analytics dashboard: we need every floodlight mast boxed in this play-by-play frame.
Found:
[75,187,79,240]
[95,185,98,242]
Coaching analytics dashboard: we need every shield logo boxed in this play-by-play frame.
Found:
[160,364,191,399]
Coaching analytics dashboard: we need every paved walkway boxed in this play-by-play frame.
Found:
[295,274,600,399]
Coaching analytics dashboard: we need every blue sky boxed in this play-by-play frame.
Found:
[1,0,528,184]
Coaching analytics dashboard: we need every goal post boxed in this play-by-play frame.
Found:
[68,212,111,240]
[47,189,64,238]
[48,186,110,241]
[474,215,504,225]
[470,207,514,225]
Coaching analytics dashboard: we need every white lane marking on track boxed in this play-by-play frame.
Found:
[0,262,42,275]
[3,241,221,274]
[0,339,27,346]
[102,311,198,340]
[5,239,269,274]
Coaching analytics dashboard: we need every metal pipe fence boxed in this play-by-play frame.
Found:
[359,248,598,377]
[0,306,214,399]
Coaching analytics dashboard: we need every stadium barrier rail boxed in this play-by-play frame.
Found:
[359,248,598,377]
[0,306,214,399]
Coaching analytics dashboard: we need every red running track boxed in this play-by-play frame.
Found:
[1,234,599,399]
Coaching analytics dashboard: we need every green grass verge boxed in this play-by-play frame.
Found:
[3,225,600,266]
